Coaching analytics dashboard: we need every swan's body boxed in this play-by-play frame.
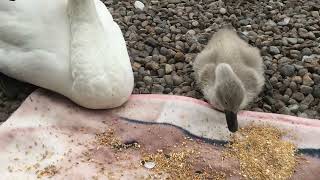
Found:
[0,0,134,109]
[193,28,265,132]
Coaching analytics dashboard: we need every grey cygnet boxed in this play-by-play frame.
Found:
[193,28,265,132]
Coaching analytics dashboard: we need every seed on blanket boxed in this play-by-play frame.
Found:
[36,165,58,178]
[141,149,226,179]
[224,125,297,180]
[95,129,140,151]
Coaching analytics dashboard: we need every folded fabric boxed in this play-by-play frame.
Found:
[0,89,319,179]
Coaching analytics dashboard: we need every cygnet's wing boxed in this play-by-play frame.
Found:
[205,29,263,70]
[193,50,218,86]
[234,67,265,108]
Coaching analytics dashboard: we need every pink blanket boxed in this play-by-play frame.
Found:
[0,89,319,179]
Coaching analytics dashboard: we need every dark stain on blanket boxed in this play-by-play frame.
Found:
[119,116,320,158]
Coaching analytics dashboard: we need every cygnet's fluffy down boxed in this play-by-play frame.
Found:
[193,28,265,132]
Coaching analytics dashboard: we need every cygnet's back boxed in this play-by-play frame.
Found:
[194,29,264,73]
[193,28,265,110]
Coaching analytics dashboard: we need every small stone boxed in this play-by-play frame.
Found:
[279,64,295,77]
[290,50,301,58]
[311,11,320,18]
[299,104,309,112]
[269,46,280,55]
[159,55,167,63]
[269,77,278,85]
[162,36,171,42]
[186,90,197,98]
[0,112,8,122]
[146,61,160,71]
[187,30,196,35]
[165,64,173,74]
[163,88,171,94]
[160,47,169,56]
[285,88,293,96]
[154,27,164,34]
[172,75,184,86]
[219,8,227,14]
[134,1,145,10]
[164,75,174,86]
[300,85,313,94]
[239,19,250,26]
[192,21,199,27]
[181,86,191,92]
[266,20,277,27]
[263,104,272,111]
[289,82,298,91]
[175,62,184,70]
[152,55,160,62]
[143,76,153,85]
[304,110,317,118]
[275,100,285,110]
[313,85,320,98]
[298,112,309,118]
[303,74,314,86]
[301,48,312,56]
[151,84,164,94]
[278,107,290,115]
[292,92,305,102]
[146,38,158,47]
[132,62,142,71]
[301,94,314,107]
[174,52,185,62]
[264,96,276,105]
[288,98,298,105]
[298,69,308,76]
[278,17,290,26]
[288,104,299,113]
[157,69,165,77]
[282,95,290,103]
[298,28,316,39]
[313,74,320,84]
[292,76,302,84]
[287,38,298,44]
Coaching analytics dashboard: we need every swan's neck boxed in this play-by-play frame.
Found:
[66,0,111,98]
[67,0,98,22]
[67,0,106,70]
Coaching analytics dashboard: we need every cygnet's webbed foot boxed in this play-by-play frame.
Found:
[225,110,238,132]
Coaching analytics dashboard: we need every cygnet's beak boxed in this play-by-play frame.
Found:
[225,110,238,132]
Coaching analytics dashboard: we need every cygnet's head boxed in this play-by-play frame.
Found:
[206,63,245,132]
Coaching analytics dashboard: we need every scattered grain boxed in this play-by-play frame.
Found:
[95,129,140,151]
[141,149,226,180]
[224,125,297,180]
[36,165,58,178]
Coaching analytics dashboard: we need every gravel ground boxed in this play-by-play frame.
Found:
[0,0,320,122]
[0,73,35,122]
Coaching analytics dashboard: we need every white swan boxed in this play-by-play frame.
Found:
[0,0,134,109]
[193,28,265,132]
